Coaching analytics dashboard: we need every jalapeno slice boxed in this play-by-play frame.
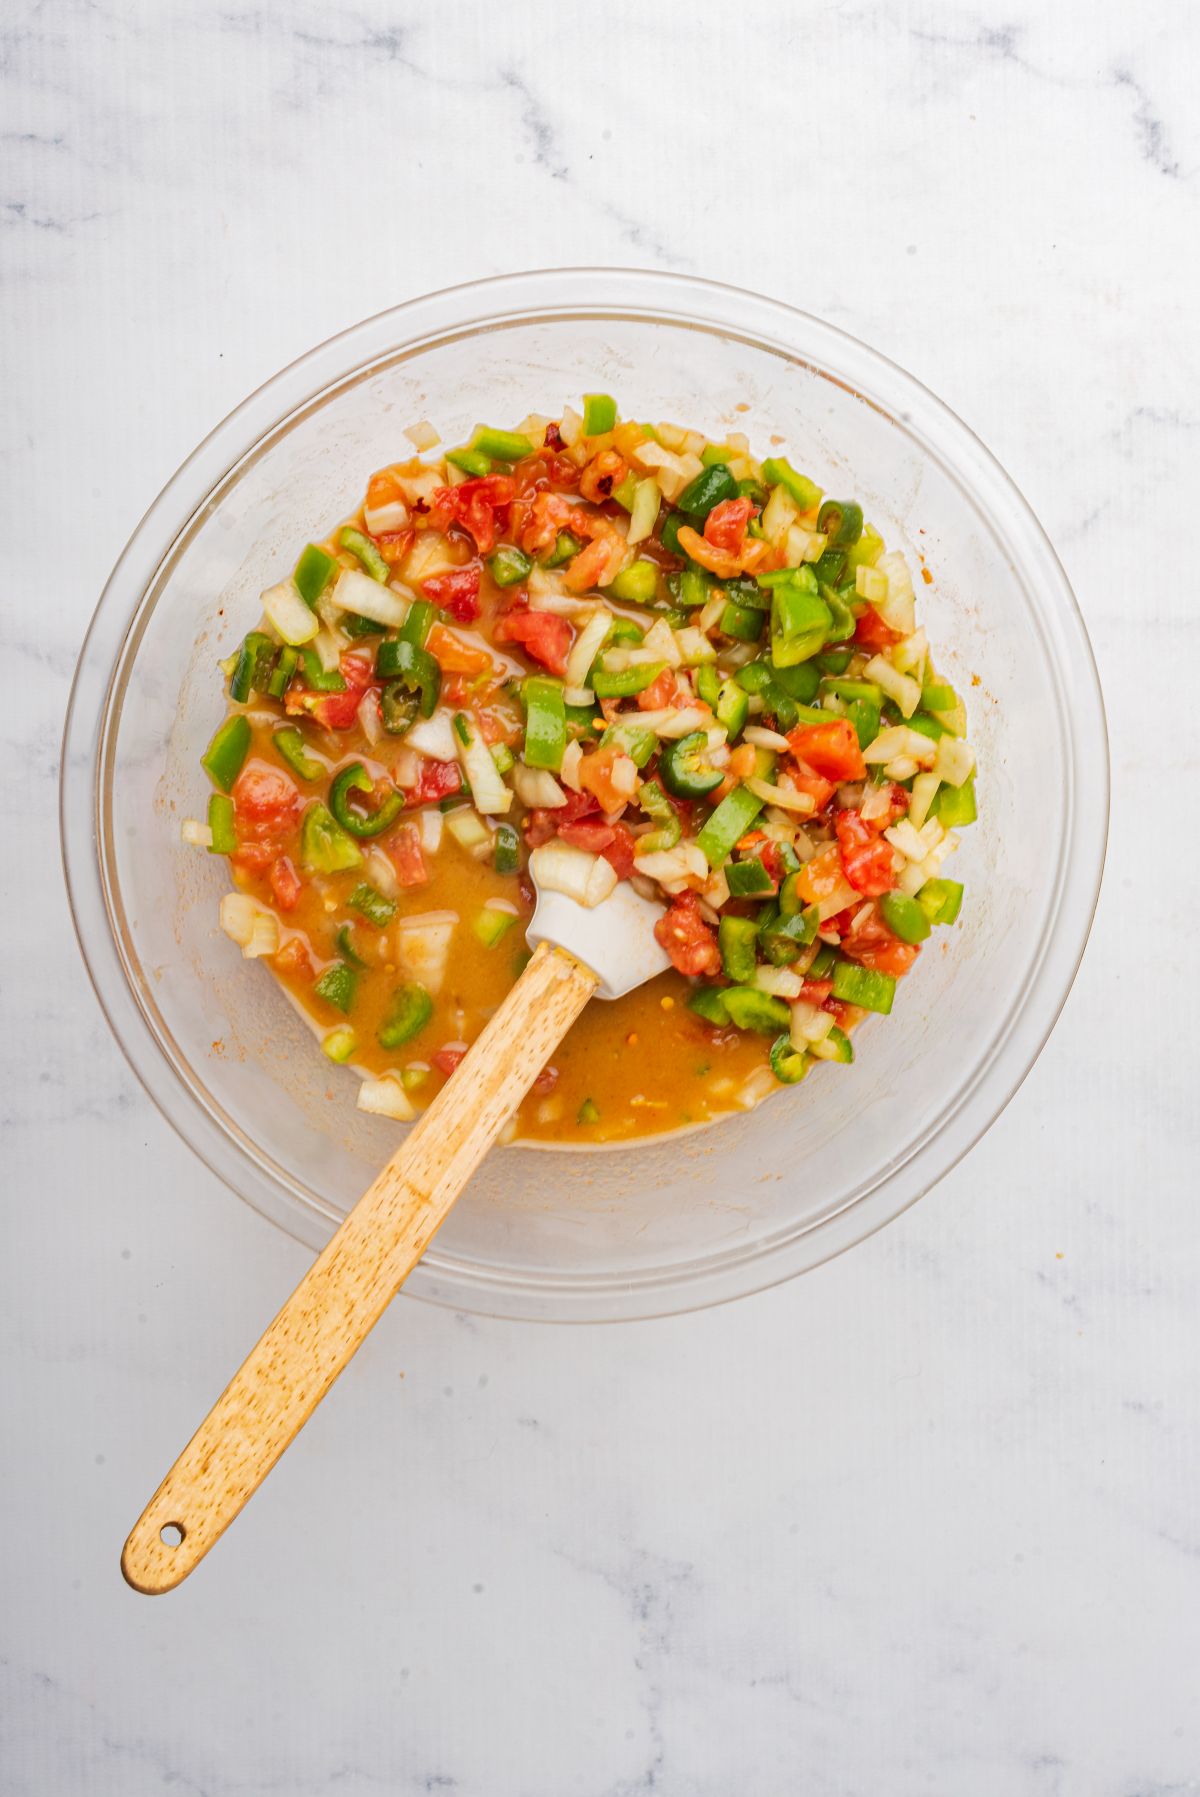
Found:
[328,762,405,839]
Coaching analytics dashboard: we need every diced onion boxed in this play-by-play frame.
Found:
[559,405,583,448]
[365,846,399,898]
[261,580,319,647]
[753,965,804,999]
[633,841,708,883]
[312,627,344,672]
[791,1001,835,1048]
[405,713,459,760]
[245,913,280,959]
[876,551,917,636]
[333,567,408,629]
[744,726,791,751]
[883,756,921,781]
[641,618,682,667]
[513,764,567,807]
[181,819,213,848]
[885,819,931,862]
[699,593,726,633]
[862,723,936,766]
[626,477,661,546]
[861,655,921,719]
[357,688,382,746]
[631,707,710,739]
[364,499,409,536]
[934,734,976,787]
[444,807,493,854]
[559,739,584,792]
[675,626,716,666]
[456,720,512,815]
[528,840,618,908]
[356,1074,416,1122]
[907,771,941,831]
[394,913,457,994]
[747,776,814,815]
[565,608,612,691]
[219,893,260,947]
[893,626,928,679]
[735,1065,778,1110]
[404,420,441,451]
[400,526,454,579]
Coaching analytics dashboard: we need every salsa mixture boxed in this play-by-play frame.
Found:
[186,397,977,1143]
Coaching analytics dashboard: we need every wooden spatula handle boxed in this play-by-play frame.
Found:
[122,940,597,1594]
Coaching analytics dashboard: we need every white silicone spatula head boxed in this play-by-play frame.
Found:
[525,843,671,998]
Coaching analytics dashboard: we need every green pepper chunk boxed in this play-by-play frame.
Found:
[917,878,964,926]
[761,457,823,513]
[335,924,368,968]
[819,585,857,644]
[446,447,492,478]
[771,572,831,667]
[769,660,822,703]
[878,891,932,944]
[207,793,236,855]
[718,915,759,984]
[695,664,720,710]
[494,822,521,875]
[636,781,681,852]
[811,549,848,589]
[375,638,441,717]
[202,714,251,792]
[659,730,723,800]
[668,565,712,609]
[758,901,818,965]
[600,720,657,768]
[807,942,837,980]
[830,960,896,1015]
[298,649,345,693]
[543,531,581,569]
[922,681,960,713]
[266,645,300,699]
[659,513,687,557]
[338,526,389,583]
[581,393,617,435]
[676,463,738,520]
[397,600,435,647]
[229,630,273,704]
[294,543,340,608]
[696,784,765,867]
[377,982,433,1049]
[273,726,324,782]
[591,661,666,700]
[329,762,405,840]
[723,987,792,1033]
[607,560,659,605]
[719,597,766,642]
[340,611,384,639]
[349,881,396,927]
[471,425,533,463]
[725,857,775,898]
[300,802,363,874]
[737,478,768,506]
[314,961,358,1014]
[816,499,864,548]
[607,617,645,646]
[933,777,977,828]
[522,677,567,771]
[611,473,639,512]
[381,682,419,736]
[770,1033,809,1084]
[489,545,532,587]
[813,1025,854,1064]
[565,700,599,738]
[687,985,731,1027]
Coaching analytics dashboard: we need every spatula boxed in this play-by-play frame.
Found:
[121,855,669,1593]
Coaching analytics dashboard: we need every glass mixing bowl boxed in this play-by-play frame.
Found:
[61,269,1108,1321]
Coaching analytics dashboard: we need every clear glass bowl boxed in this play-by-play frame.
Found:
[61,269,1108,1322]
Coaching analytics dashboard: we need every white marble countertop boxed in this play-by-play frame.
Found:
[4,2,1198,1791]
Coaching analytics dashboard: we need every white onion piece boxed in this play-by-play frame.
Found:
[357,1075,416,1122]
[261,580,319,647]
[528,840,617,907]
[333,567,408,629]
[513,764,567,808]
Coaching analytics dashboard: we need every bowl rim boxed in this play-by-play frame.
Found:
[60,266,1110,1322]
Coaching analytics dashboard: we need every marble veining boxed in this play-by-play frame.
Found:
[3,0,1198,1792]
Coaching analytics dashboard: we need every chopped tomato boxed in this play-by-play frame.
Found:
[421,564,482,623]
[406,759,462,807]
[794,842,847,906]
[426,623,493,676]
[654,893,721,978]
[432,1046,467,1078]
[636,668,679,711]
[476,703,521,746]
[841,910,919,977]
[532,1065,559,1096]
[273,937,313,981]
[868,782,910,831]
[758,841,787,887]
[232,763,300,833]
[676,520,768,580]
[578,742,635,811]
[557,819,616,854]
[786,760,837,814]
[853,606,901,652]
[269,855,302,911]
[787,719,866,783]
[493,608,573,675]
[703,496,754,554]
[835,809,898,896]
[374,527,414,566]
[387,822,429,886]
[429,475,515,556]
[288,652,375,731]
[797,978,833,1005]
[599,820,636,880]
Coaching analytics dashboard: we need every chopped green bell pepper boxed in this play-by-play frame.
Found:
[489,545,532,587]
[207,793,236,856]
[349,881,396,927]
[300,802,363,874]
[600,719,657,767]
[314,961,358,1014]
[718,915,759,984]
[725,857,775,898]
[582,393,617,435]
[294,543,340,608]
[933,777,977,828]
[719,597,766,642]
[397,599,435,647]
[273,726,323,781]
[493,822,520,875]
[266,644,300,699]
[816,499,864,548]
[543,531,581,568]
[607,560,659,605]
[687,986,731,1027]
[591,661,666,699]
[202,714,251,792]
[300,648,346,692]
[523,677,566,771]
[761,457,822,512]
[831,960,895,1014]
[377,983,433,1049]
[375,638,440,717]
[339,526,389,583]
[471,425,533,462]
[917,878,964,926]
[446,446,492,477]
[723,986,791,1033]
[229,630,273,704]
[769,1033,809,1084]
[696,784,764,867]
[878,890,932,944]
[676,464,738,519]
[636,781,681,852]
